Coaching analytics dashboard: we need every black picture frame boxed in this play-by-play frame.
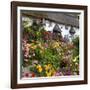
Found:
[11,1,88,89]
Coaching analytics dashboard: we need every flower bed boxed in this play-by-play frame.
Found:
[21,19,79,78]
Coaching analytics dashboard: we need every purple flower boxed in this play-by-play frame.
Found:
[64,70,72,76]
[55,71,63,76]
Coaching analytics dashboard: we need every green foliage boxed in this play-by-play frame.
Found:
[72,36,79,57]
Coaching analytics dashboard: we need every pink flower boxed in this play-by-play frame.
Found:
[54,71,63,76]
[22,71,35,78]
[22,71,31,77]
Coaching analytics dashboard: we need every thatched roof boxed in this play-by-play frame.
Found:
[22,11,79,28]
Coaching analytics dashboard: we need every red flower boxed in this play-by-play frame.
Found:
[31,73,35,77]
[25,73,30,77]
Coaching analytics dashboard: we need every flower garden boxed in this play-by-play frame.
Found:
[21,17,79,78]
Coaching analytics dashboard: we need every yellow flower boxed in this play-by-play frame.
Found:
[73,56,79,62]
[31,45,37,49]
[51,41,60,48]
[38,43,44,50]
[38,67,43,73]
[48,64,52,67]
[36,65,41,69]
[51,68,56,75]
[26,43,33,48]
[44,64,52,71]
[38,43,42,47]
[36,65,43,73]
[44,65,49,70]
[44,64,56,77]
[46,71,52,77]
[40,46,44,50]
